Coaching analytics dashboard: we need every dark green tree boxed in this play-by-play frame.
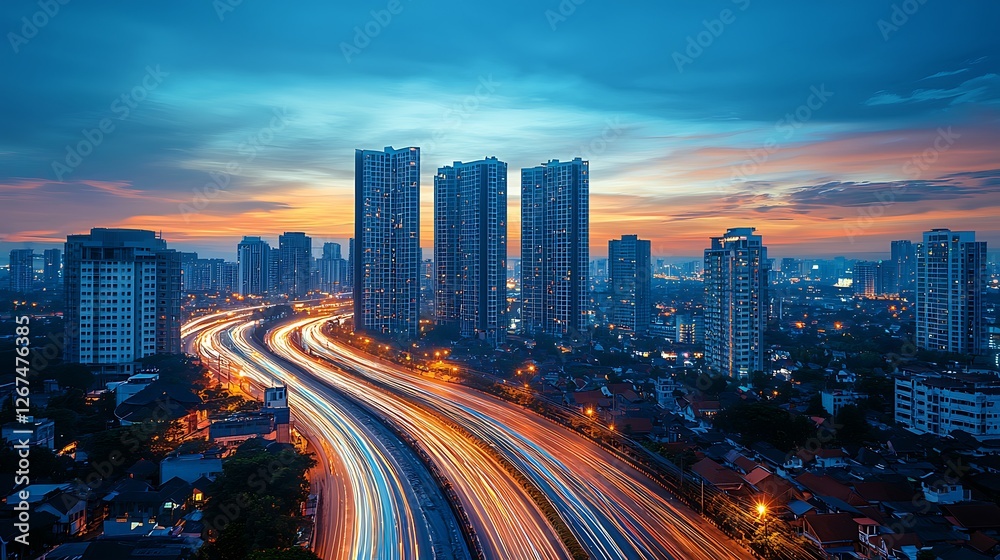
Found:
[833,405,870,445]
[200,445,316,560]
[48,363,96,391]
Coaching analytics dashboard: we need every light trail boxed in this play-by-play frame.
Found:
[185,311,468,560]
[278,313,757,560]
[267,320,572,560]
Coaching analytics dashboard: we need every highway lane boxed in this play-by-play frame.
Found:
[185,312,469,560]
[265,321,573,560]
[283,313,756,560]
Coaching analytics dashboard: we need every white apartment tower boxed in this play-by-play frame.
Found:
[64,229,181,380]
[916,229,987,355]
[704,227,769,380]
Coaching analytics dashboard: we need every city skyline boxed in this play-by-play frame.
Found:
[2,2,999,260]
[4,4,1000,560]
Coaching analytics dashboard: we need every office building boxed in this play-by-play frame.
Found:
[220,262,238,294]
[317,242,348,293]
[852,261,884,298]
[703,227,769,380]
[354,146,421,338]
[608,235,651,334]
[182,255,231,294]
[64,228,182,379]
[237,236,271,297]
[916,229,987,354]
[278,232,312,298]
[8,249,34,292]
[43,248,61,289]
[891,239,916,296]
[521,157,589,337]
[434,157,508,344]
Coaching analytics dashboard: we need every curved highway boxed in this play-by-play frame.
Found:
[185,311,469,560]
[277,313,756,560]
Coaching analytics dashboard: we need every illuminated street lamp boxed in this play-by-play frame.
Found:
[755,501,770,540]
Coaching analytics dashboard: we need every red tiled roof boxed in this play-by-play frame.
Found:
[814,448,848,459]
[618,417,653,434]
[969,531,999,553]
[743,466,772,487]
[852,482,915,503]
[692,458,745,489]
[854,506,886,526]
[796,473,865,506]
[803,512,858,545]
[734,455,758,473]
[941,503,1000,530]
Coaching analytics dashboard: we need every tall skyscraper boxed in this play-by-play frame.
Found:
[354,146,421,338]
[608,235,651,334]
[434,157,508,345]
[64,229,181,379]
[891,239,916,296]
[318,242,348,293]
[916,229,987,354]
[278,232,312,298]
[43,248,61,289]
[704,227,769,380]
[520,157,589,337]
[237,236,271,296]
[8,249,34,292]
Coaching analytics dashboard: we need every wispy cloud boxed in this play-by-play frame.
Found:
[865,73,1000,106]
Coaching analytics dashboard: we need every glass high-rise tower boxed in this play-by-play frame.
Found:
[916,229,986,355]
[278,231,312,298]
[354,146,421,339]
[237,236,271,296]
[434,157,508,345]
[520,158,589,337]
[8,249,34,292]
[608,235,651,334]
